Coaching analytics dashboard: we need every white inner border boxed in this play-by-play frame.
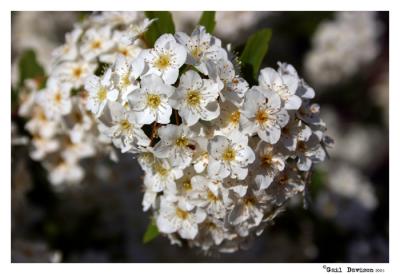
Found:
[2,0,397,273]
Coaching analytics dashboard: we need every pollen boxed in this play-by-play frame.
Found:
[255,109,269,125]
[121,73,131,87]
[175,137,188,147]
[176,208,189,219]
[54,91,62,104]
[243,196,256,207]
[230,111,241,124]
[146,94,161,109]
[191,46,202,59]
[97,87,107,102]
[186,90,201,107]
[118,47,129,56]
[222,147,236,162]
[207,191,219,202]
[182,180,192,191]
[72,67,83,78]
[91,39,102,49]
[119,119,132,131]
[261,154,273,167]
[154,54,171,70]
[154,163,169,177]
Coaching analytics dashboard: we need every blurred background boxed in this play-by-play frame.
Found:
[11,11,389,262]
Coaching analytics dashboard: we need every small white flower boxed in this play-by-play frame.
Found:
[64,99,93,144]
[85,68,119,117]
[52,28,82,62]
[128,74,174,124]
[80,26,114,61]
[258,67,302,110]
[217,59,249,106]
[294,133,326,171]
[144,159,182,193]
[38,78,72,119]
[153,124,197,169]
[123,18,156,42]
[279,118,312,152]
[189,175,229,219]
[25,106,58,139]
[216,101,253,136]
[266,164,304,206]
[111,55,143,104]
[140,34,186,84]
[157,198,206,239]
[54,61,97,89]
[61,137,95,163]
[278,62,315,100]
[242,87,289,144]
[175,26,228,77]
[207,131,255,180]
[30,135,59,160]
[228,189,268,235]
[47,158,84,186]
[253,143,286,190]
[100,31,143,63]
[169,70,220,126]
[142,177,158,212]
[100,102,150,153]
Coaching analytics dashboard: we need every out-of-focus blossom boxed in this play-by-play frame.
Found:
[305,11,382,87]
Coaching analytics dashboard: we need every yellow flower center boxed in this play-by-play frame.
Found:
[255,109,269,125]
[118,47,129,56]
[121,73,131,87]
[119,119,132,131]
[176,208,189,219]
[175,136,188,147]
[72,67,83,78]
[230,111,241,124]
[244,197,256,206]
[154,54,171,70]
[261,154,273,167]
[182,180,192,191]
[222,147,236,162]
[154,163,169,177]
[186,90,201,107]
[97,87,107,102]
[91,39,102,50]
[207,191,219,202]
[54,92,62,104]
[191,46,202,59]
[146,94,161,109]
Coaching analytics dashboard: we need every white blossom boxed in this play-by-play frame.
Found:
[153,124,197,168]
[85,68,119,117]
[207,131,255,180]
[157,197,206,239]
[242,87,289,144]
[128,74,174,124]
[169,70,220,126]
[140,34,186,84]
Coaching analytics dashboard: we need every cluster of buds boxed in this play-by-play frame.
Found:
[18,12,331,252]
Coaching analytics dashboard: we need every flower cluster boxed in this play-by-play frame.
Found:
[80,25,330,252]
[18,12,331,253]
[305,11,381,87]
[18,12,154,186]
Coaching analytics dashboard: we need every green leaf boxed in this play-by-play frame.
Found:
[310,168,326,198]
[144,11,175,47]
[18,49,45,88]
[240,29,272,82]
[198,11,216,33]
[142,219,159,244]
